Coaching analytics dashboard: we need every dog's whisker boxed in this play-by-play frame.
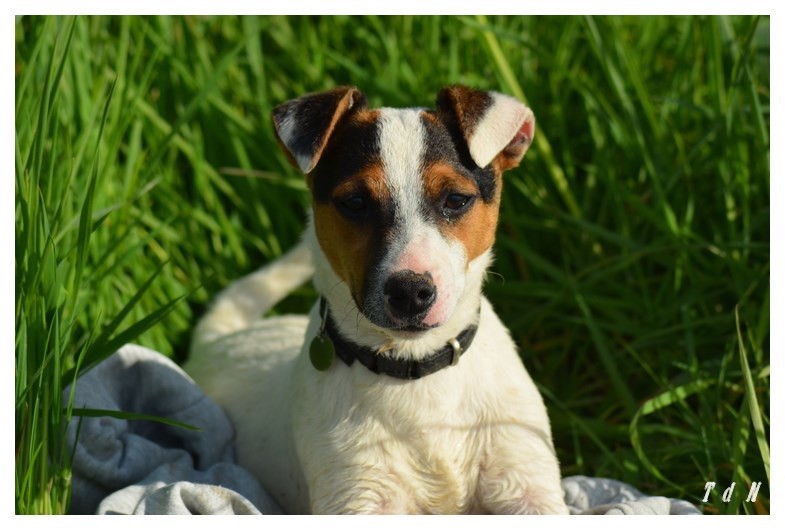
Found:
[486,270,505,283]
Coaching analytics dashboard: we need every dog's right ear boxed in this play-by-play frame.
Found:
[272,86,366,175]
[436,85,535,172]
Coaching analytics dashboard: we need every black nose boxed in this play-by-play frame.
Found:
[384,270,437,321]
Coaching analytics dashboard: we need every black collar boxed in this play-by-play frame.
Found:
[319,298,479,380]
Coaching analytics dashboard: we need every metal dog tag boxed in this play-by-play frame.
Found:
[309,333,335,371]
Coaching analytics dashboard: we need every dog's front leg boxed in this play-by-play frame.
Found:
[476,427,569,515]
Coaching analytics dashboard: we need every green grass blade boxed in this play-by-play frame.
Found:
[70,78,117,316]
[629,378,713,491]
[62,292,185,386]
[736,306,770,482]
[70,408,199,432]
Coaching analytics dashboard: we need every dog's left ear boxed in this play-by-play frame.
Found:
[436,85,535,171]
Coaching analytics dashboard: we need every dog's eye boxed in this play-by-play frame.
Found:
[442,193,473,217]
[336,195,368,218]
[342,196,366,211]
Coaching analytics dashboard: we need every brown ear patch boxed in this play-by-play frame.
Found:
[435,85,493,142]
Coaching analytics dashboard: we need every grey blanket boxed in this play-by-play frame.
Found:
[65,345,701,515]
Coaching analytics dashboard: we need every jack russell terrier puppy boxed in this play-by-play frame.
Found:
[186,85,568,514]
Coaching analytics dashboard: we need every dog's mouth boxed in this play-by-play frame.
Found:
[366,309,439,334]
[393,322,438,333]
[355,295,441,334]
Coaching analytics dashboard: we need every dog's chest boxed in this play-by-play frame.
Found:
[364,411,487,513]
[303,364,496,513]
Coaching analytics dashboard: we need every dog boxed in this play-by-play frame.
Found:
[185,85,568,514]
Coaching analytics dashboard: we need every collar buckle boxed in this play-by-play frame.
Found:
[448,337,462,366]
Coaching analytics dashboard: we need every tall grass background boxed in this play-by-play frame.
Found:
[14,15,769,514]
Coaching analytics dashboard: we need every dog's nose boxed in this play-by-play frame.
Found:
[384,270,436,321]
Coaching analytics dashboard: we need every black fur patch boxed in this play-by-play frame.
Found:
[309,117,382,204]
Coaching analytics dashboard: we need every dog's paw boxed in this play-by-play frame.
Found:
[513,491,570,515]
[483,489,569,515]
[477,462,569,514]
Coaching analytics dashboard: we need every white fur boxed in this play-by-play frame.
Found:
[468,92,534,168]
[274,112,315,174]
[378,108,425,226]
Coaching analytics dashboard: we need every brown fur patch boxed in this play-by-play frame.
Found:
[423,162,502,265]
[422,162,483,202]
[445,197,501,265]
[313,202,374,301]
[311,160,390,300]
[351,108,382,126]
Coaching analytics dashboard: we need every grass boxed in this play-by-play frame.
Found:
[14,15,769,514]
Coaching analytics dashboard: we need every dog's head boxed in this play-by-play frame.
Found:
[273,86,534,333]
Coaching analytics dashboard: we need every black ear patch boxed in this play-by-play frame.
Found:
[272,86,366,174]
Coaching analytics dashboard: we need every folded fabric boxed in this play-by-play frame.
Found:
[64,344,701,515]
[562,475,700,514]
[64,344,281,515]
[97,461,265,515]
